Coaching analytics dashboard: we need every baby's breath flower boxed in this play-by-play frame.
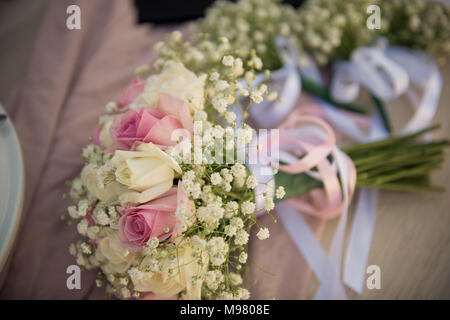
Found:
[77,219,88,236]
[77,199,89,217]
[234,229,249,246]
[93,207,109,226]
[207,237,229,266]
[237,288,250,300]
[134,64,150,76]
[146,237,159,249]
[225,225,237,237]
[69,243,77,256]
[105,101,118,113]
[241,201,255,215]
[209,71,220,82]
[231,163,247,179]
[250,91,263,104]
[229,272,243,286]
[264,197,275,211]
[238,252,248,264]
[210,172,223,185]
[67,205,79,219]
[190,235,207,249]
[225,111,237,124]
[222,55,234,67]
[252,56,263,70]
[121,288,131,299]
[219,291,234,300]
[230,217,244,229]
[80,242,92,254]
[267,91,278,101]
[246,176,258,189]
[244,71,255,83]
[256,227,270,240]
[205,270,224,290]
[216,80,229,91]
[170,30,182,42]
[87,226,100,240]
[224,201,239,218]
[275,186,285,199]
[194,110,208,121]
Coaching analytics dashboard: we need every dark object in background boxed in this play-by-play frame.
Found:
[0,114,6,126]
[134,0,305,24]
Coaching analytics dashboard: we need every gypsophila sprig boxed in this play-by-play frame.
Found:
[296,0,450,65]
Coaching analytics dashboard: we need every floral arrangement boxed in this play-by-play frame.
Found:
[65,0,449,301]
[66,46,288,299]
[296,0,450,65]
[193,0,299,71]
[183,0,450,69]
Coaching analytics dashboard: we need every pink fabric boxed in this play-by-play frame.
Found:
[0,0,180,299]
[0,0,322,300]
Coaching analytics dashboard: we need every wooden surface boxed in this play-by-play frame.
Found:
[1,0,449,299]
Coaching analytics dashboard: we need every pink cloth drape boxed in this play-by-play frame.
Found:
[0,0,324,299]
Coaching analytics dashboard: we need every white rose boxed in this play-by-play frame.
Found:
[132,61,206,112]
[111,142,181,204]
[98,228,140,274]
[80,164,124,204]
[130,244,208,299]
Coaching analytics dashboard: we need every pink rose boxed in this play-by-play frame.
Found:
[92,125,103,146]
[118,182,194,251]
[110,93,193,150]
[141,292,178,300]
[116,77,145,109]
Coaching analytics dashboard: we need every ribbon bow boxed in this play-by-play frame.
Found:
[241,36,442,298]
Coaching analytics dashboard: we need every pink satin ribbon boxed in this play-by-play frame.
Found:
[277,110,356,219]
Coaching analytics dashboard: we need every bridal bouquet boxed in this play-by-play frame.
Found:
[66,47,289,299]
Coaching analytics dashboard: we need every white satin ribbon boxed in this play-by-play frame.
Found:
[343,112,388,294]
[331,39,442,135]
[385,46,443,135]
[350,45,410,101]
[315,146,351,299]
[247,38,301,128]
[277,202,348,299]
[330,62,360,103]
[249,122,354,299]
[245,37,442,299]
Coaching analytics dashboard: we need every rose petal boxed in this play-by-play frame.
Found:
[145,115,183,146]
[157,93,193,133]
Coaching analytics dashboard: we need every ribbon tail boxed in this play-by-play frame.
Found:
[343,188,379,294]
[277,202,348,299]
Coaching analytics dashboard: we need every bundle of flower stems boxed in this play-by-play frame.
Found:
[276,124,449,201]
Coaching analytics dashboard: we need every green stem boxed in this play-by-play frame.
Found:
[372,95,391,134]
[273,125,448,198]
[355,182,444,193]
[342,124,441,154]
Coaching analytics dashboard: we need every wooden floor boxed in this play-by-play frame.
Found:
[1,0,449,299]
